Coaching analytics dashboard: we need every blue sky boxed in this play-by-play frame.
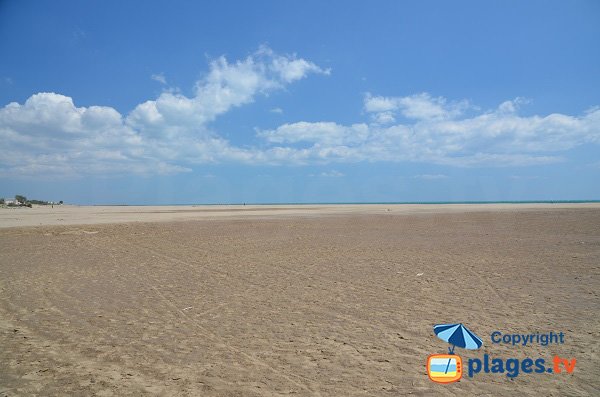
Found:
[1,1,599,204]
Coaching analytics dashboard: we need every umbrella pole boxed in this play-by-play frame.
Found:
[444,345,455,374]
[444,358,452,374]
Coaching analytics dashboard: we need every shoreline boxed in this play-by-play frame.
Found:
[87,200,600,206]
[1,202,600,228]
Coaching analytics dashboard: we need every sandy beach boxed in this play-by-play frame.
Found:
[1,203,600,228]
[1,204,599,395]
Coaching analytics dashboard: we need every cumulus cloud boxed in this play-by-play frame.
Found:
[262,46,330,82]
[127,47,328,141]
[365,92,470,121]
[370,111,395,125]
[257,122,369,145]
[0,47,328,177]
[1,47,599,178]
[0,93,195,177]
[264,95,600,167]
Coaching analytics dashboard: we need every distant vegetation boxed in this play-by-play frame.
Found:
[0,194,63,208]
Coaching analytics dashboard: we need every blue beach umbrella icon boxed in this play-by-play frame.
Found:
[433,323,483,375]
[434,323,483,354]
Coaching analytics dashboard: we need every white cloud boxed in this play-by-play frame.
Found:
[270,107,283,114]
[319,170,344,177]
[371,111,395,125]
[128,47,329,141]
[0,92,190,178]
[365,92,469,121]
[309,170,344,177]
[363,94,397,113]
[0,47,328,177]
[1,47,599,178]
[151,73,167,84]
[257,95,598,167]
[257,122,369,145]
[413,174,447,180]
[268,53,330,82]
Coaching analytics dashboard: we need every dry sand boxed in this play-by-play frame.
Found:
[1,204,599,396]
[1,203,600,228]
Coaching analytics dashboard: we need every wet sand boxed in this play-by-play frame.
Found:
[1,205,599,395]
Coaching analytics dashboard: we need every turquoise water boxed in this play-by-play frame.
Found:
[97,200,600,206]
[236,200,600,205]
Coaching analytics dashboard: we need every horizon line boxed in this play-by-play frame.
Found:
[87,200,600,207]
